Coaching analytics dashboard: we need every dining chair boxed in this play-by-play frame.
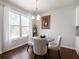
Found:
[48,35,62,59]
[33,37,47,58]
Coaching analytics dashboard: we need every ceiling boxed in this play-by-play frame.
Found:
[3,0,78,13]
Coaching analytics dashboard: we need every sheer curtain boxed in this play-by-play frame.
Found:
[3,7,11,52]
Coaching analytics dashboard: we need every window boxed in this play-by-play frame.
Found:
[21,16,29,37]
[8,11,30,39]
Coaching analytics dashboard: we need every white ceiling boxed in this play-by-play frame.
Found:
[4,0,78,13]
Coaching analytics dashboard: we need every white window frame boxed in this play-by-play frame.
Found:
[8,9,30,40]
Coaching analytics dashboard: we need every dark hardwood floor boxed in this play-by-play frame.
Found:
[1,44,79,59]
[0,54,2,59]
[61,47,79,59]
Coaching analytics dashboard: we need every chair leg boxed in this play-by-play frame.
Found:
[43,54,46,59]
[47,49,50,58]
[43,53,48,59]
[57,50,61,59]
[34,54,36,59]
[27,44,29,51]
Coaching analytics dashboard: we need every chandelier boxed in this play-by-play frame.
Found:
[32,0,41,20]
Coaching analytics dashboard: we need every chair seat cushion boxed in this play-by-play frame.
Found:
[48,43,57,47]
[48,42,58,50]
[48,41,57,46]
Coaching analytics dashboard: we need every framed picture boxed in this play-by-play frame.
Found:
[41,15,50,29]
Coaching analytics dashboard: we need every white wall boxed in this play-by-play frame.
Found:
[36,6,76,49]
[0,4,4,54]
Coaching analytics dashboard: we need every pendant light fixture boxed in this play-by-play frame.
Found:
[32,0,41,20]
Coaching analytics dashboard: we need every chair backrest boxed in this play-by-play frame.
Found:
[56,35,62,48]
[33,37,47,55]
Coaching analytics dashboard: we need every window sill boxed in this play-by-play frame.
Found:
[11,35,28,41]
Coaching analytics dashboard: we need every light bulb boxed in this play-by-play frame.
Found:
[37,14,41,20]
[32,16,35,19]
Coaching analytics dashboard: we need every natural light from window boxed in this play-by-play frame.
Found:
[8,11,30,39]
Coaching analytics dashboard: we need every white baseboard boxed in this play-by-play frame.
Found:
[10,42,28,51]
[61,45,75,50]
[3,42,28,53]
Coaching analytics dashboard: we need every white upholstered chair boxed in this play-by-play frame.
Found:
[48,35,62,59]
[33,37,47,55]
